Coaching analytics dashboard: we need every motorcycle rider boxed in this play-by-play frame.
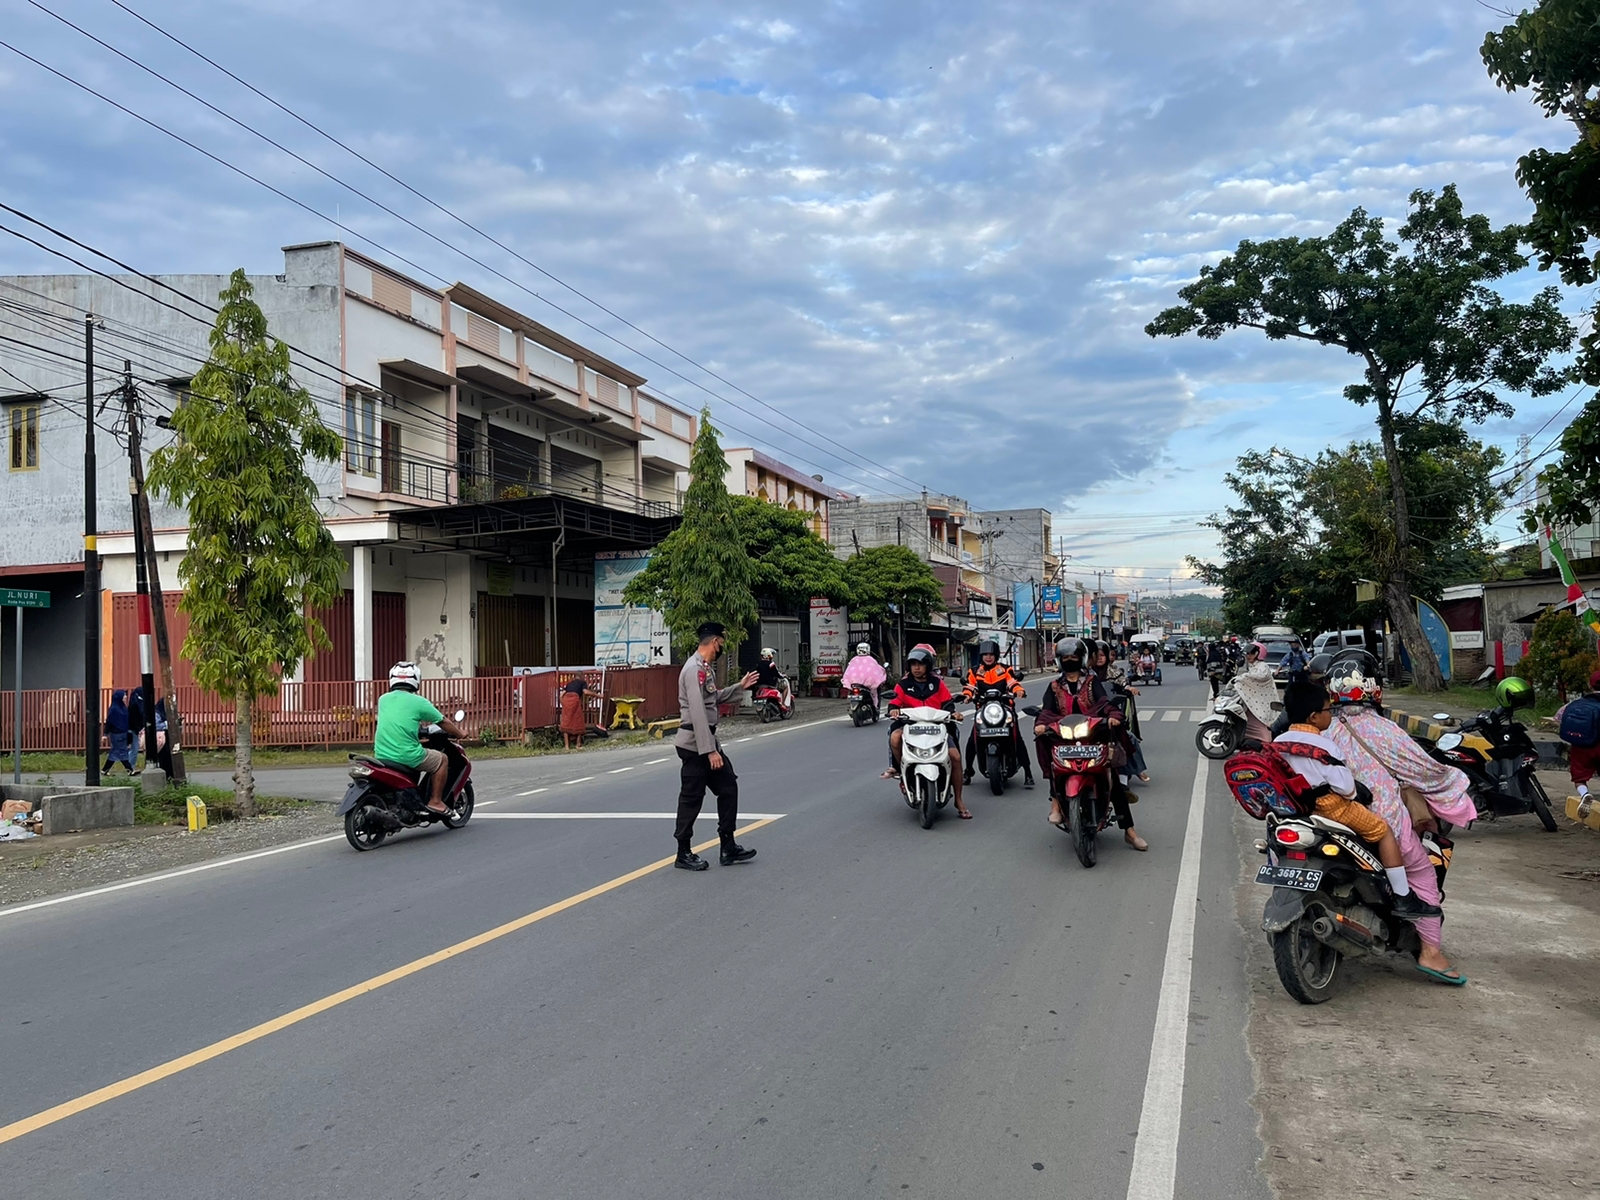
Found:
[841,641,887,719]
[755,647,792,713]
[374,662,465,816]
[883,644,969,818]
[961,638,1035,788]
[1233,641,1280,749]
[1035,638,1147,851]
[1204,639,1230,699]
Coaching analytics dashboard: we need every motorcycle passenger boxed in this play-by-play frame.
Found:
[755,647,792,712]
[1321,650,1478,985]
[1276,679,1442,921]
[374,661,465,815]
[1035,638,1147,851]
[841,641,887,718]
[1094,640,1150,787]
[883,644,969,818]
[962,638,1035,788]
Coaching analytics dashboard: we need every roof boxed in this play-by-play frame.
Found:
[445,282,645,387]
[726,447,853,500]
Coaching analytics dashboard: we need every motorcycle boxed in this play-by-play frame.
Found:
[897,706,960,829]
[849,684,881,727]
[339,709,474,850]
[1256,809,1453,1003]
[1196,684,1248,758]
[1426,708,1558,832]
[1026,704,1118,868]
[754,676,795,724]
[971,684,1022,795]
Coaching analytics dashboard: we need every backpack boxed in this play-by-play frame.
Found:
[1223,746,1322,820]
[1559,696,1600,748]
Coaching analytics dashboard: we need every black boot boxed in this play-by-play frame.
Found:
[720,839,757,865]
[675,848,709,872]
[1023,771,1035,788]
[1391,891,1442,920]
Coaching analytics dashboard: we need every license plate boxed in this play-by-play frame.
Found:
[908,724,942,736]
[1256,864,1323,891]
[1058,745,1100,759]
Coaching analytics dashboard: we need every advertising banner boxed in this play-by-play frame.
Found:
[594,551,670,667]
[1012,582,1037,629]
[1040,585,1063,625]
[809,598,848,678]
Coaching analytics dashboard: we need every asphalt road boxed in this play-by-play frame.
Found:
[0,672,1271,1199]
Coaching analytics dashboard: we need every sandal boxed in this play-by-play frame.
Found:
[957,808,973,819]
[1414,964,1467,987]
[1124,830,1149,851]
[880,768,897,779]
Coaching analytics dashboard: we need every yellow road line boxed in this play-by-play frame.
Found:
[0,818,780,1147]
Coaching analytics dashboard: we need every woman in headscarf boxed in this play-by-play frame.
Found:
[560,676,597,749]
[1231,641,1280,750]
[102,689,137,774]
[1322,652,1477,986]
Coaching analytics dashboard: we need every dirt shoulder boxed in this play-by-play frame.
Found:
[1237,801,1600,1197]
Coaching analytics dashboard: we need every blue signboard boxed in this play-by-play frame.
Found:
[1012,583,1037,629]
[1040,585,1063,625]
[1416,599,1452,682]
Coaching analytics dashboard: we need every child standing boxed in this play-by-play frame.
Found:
[1558,667,1600,811]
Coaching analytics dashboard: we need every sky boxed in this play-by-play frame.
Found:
[0,0,1583,596]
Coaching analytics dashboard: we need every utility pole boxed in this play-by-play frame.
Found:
[121,363,159,779]
[84,316,101,786]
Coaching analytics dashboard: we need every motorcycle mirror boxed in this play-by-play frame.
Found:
[1431,712,1451,723]
[1021,705,1041,716]
[454,709,466,722]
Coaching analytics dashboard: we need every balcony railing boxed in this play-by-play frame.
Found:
[458,449,679,518]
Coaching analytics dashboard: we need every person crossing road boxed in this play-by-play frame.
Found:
[673,622,761,872]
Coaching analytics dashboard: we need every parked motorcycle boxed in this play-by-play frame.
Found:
[1257,809,1453,1003]
[897,706,960,829]
[339,709,474,850]
[971,684,1021,795]
[1026,704,1118,867]
[849,684,881,727]
[754,677,795,724]
[1426,708,1558,832]
[1196,684,1248,758]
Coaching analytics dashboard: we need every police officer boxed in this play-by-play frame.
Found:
[674,621,761,871]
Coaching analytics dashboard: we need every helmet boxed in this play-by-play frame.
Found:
[1326,650,1382,708]
[1306,653,1332,680]
[1245,640,1267,659]
[856,642,871,656]
[905,645,937,671]
[977,638,1000,660]
[1495,676,1534,711]
[761,647,776,661]
[1055,638,1088,672]
[388,661,421,691]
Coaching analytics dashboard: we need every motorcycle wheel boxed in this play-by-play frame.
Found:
[987,746,1005,796]
[1528,773,1559,832]
[1270,915,1340,1004]
[344,805,386,851]
[1068,791,1097,868]
[442,781,474,829]
[851,708,866,727]
[1196,723,1238,759]
[760,703,775,725]
[919,776,937,829]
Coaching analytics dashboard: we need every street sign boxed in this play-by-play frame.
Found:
[0,588,49,608]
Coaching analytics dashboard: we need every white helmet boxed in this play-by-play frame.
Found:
[761,647,776,661]
[388,661,421,691]
[856,642,871,656]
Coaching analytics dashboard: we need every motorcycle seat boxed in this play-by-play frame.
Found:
[1308,813,1382,846]
[352,755,423,783]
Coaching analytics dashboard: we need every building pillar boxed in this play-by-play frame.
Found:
[353,545,372,682]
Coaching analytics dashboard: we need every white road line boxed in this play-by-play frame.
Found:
[1124,754,1209,1200]
[732,737,753,743]
[474,812,785,820]
[563,777,595,785]
[1189,710,1204,722]
[0,835,346,921]
[1160,710,1180,722]
[515,787,549,796]
[608,766,634,774]
[645,757,669,765]
[477,799,498,807]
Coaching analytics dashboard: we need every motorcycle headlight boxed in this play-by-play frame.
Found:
[982,702,1005,725]
[1435,733,1462,751]
[1060,718,1089,740]
[909,742,946,760]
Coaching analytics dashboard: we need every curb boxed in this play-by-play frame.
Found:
[1387,706,1568,768]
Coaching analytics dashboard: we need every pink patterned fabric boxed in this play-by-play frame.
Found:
[841,655,886,689]
[1326,707,1475,948]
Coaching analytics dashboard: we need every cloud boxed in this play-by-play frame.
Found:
[0,0,1576,579]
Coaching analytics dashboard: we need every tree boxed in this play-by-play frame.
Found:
[731,496,851,609]
[1521,608,1598,701]
[622,409,757,659]
[145,270,344,816]
[1147,186,1573,690]
[841,545,944,668]
[1192,615,1226,639]
[1484,4,1600,528]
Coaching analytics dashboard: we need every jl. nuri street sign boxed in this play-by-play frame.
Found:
[0,588,50,608]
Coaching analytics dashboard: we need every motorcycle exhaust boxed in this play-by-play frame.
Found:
[1310,911,1378,953]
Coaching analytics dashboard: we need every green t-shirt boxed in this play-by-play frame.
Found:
[374,689,444,768]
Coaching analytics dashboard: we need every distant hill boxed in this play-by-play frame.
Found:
[1141,592,1222,624]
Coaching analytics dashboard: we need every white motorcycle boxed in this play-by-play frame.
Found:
[897,706,960,829]
[1196,683,1249,759]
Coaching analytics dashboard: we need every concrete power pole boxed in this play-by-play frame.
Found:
[84,316,100,786]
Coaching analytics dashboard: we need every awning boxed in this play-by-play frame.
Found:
[380,358,457,391]
[456,363,543,399]
[642,453,685,473]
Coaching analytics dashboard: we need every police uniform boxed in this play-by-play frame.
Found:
[674,647,745,854]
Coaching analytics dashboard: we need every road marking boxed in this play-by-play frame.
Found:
[563,777,594,785]
[1124,754,1209,1200]
[1160,710,1180,722]
[1189,710,1204,722]
[475,811,785,820]
[0,817,782,1146]
[515,787,549,796]
[732,736,753,743]
[645,757,669,764]
[608,766,634,774]
[0,835,345,922]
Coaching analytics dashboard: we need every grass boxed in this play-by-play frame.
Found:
[132,780,312,826]
[1389,681,1564,719]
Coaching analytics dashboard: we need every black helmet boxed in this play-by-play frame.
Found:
[977,638,1000,659]
[905,645,936,671]
[1306,652,1332,681]
[1055,638,1088,672]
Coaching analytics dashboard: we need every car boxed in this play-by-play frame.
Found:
[1312,629,1386,659]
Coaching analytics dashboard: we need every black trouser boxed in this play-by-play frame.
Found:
[1209,671,1222,698]
[675,746,739,849]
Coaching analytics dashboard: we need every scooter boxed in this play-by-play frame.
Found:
[1196,684,1248,758]
[1026,705,1119,868]
[754,676,795,724]
[897,706,959,829]
[849,684,881,727]
[971,684,1021,795]
[1425,708,1558,832]
[339,710,474,850]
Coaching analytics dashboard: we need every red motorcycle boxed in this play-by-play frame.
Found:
[338,710,474,850]
[754,677,795,723]
[1026,705,1118,868]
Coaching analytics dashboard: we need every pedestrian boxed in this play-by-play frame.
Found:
[673,622,760,871]
[559,676,597,750]
[102,689,137,774]
[1282,638,1309,681]
[1557,667,1600,810]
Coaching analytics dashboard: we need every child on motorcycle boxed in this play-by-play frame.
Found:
[1276,679,1441,921]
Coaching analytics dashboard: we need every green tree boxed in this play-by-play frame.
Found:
[1521,608,1598,701]
[622,409,758,659]
[1484,3,1600,528]
[1147,186,1572,690]
[842,545,944,669]
[145,270,344,816]
[1192,615,1226,639]
[731,496,851,609]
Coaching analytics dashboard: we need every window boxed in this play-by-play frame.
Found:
[9,403,39,471]
[344,389,376,475]
[381,421,402,493]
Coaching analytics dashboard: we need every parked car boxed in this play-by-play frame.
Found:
[1311,629,1386,660]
